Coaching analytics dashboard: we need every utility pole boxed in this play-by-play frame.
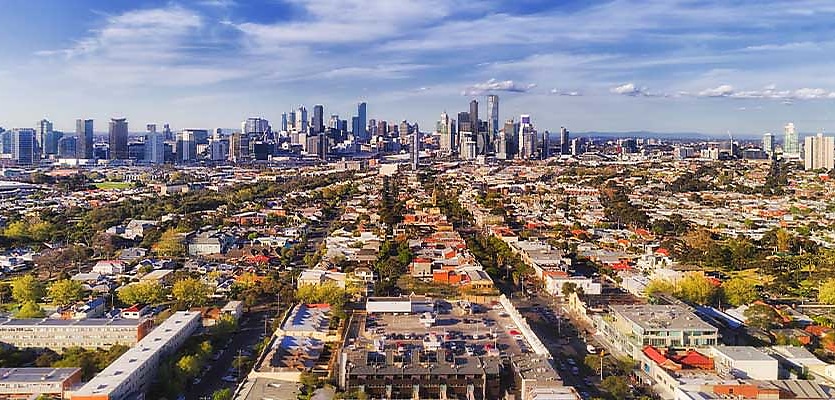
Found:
[600,350,605,381]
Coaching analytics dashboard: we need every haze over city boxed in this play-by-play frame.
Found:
[2,0,835,135]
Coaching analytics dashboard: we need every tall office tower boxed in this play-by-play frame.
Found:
[541,130,550,159]
[35,119,53,158]
[399,121,410,137]
[439,112,457,155]
[412,127,420,170]
[368,119,377,137]
[356,102,367,141]
[281,113,288,132]
[560,127,570,154]
[287,111,296,131]
[75,119,94,159]
[328,114,340,130]
[762,132,775,155]
[469,99,479,127]
[461,132,477,160]
[804,133,835,171]
[784,122,800,158]
[312,105,324,134]
[162,124,173,141]
[108,118,129,160]
[518,115,535,158]
[487,95,499,137]
[57,136,77,158]
[11,128,35,165]
[243,117,270,136]
[296,106,308,134]
[503,119,517,159]
[496,129,508,159]
[377,120,388,137]
[177,130,198,163]
[144,125,165,164]
[44,131,63,157]
[228,132,250,162]
[351,116,360,140]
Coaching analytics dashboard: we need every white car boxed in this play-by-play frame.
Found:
[221,375,237,383]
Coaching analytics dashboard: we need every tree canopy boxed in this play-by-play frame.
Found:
[47,280,85,306]
[11,275,44,304]
[172,278,212,308]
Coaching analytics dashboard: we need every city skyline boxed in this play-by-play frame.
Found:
[2,1,835,134]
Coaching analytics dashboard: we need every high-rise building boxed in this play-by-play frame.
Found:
[541,130,550,159]
[412,127,420,170]
[75,119,94,159]
[145,125,164,164]
[312,105,324,134]
[295,106,308,134]
[438,112,457,155]
[57,136,77,159]
[177,130,198,163]
[560,127,570,154]
[784,122,800,158]
[228,132,250,163]
[503,119,517,159]
[356,102,367,141]
[280,113,288,132]
[328,114,340,130]
[11,128,35,165]
[288,111,296,131]
[487,95,499,137]
[804,133,835,171]
[35,119,53,158]
[469,99,479,128]
[762,132,775,156]
[518,115,536,159]
[162,124,173,141]
[243,118,270,137]
[44,130,63,157]
[108,118,129,160]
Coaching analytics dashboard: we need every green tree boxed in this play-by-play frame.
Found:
[677,274,717,305]
[117,281,167,305]
[176,354,201,378]
[11,275,45,303]
[562,282,578,297]
[819,278,835,305]
[154,228,186,257]
[16,301,45,318]
[172,278,211,308]
[644,279,676,297]
[212,388,232,400]
[48,279,85,306]
[601,376,631,399]
[721,278,758,307]
[4,221,30,241]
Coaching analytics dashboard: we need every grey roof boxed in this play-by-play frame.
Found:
[0,368,80,383]
[711,346,775,362]
[611,304,717,332]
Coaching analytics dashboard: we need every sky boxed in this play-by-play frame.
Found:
[2,0,835,136]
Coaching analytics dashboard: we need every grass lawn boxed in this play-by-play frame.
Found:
[94,181,134,190]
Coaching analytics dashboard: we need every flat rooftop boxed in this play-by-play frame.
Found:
[0,368,79,383]
[0,317,140,327]
[281,304,331,334]
[611,304,717,332]
[711,346,775,362]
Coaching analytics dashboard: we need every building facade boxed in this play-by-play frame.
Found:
[108,118,129,160]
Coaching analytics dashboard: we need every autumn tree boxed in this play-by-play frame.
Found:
[11,275,45,304]
[744,304,781,330]
[644,279,676,297]
[16,301,45,318]
[677,273,717,305]
[117,281,167,305]
[154,228,186,257]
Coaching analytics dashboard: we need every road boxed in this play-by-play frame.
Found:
[188,311,268,400]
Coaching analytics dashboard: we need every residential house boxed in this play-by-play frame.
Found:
[187,230,235,256]
[92,260,127,276]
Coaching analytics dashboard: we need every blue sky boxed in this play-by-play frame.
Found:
[2,0,835,136]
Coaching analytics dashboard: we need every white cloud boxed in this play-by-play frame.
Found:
[696,84,835,100]
[698,84,735,97]
[462,79,535,96]
[550,89,581,96]
[611,83,643,96]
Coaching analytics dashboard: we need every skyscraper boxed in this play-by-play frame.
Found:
[762,132,775,156]
[108,118,129,160]
[469,99,479,127]
[75,119,94,159]
[280,113,288,132]
[11,128,35,165]
[804,133,835,171]
[57,136,77,159]
[412,126,420,170]
[145,125,164,164]
[356,102,367,141]
[438,112,457,155]
[560,127,570,154]
[519,115,536,159]
[162,124,173,141]
[312,105,324,134]
[487,95,499,137]
[243,118,270,136]
[784,122,799,158]
[177,130,198,163]
[296,106,308,134]
[35,119,53,158]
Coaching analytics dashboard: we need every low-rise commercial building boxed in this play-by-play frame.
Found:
[365,295,433,314]
[710,346,778,380]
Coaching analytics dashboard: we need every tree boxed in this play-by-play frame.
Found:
[16,301,45,318]
[176,354,201,378]
[562,282,578,297]
[154,228,186,257]
[11,275,45,304]
[677,273,717,305]
[172,278,211,308]
[91,232,117,259]
[600,375,631,399]
[644,279,676,297]
[744,304,781,330]
[819,278,835,304]
[212,389,232,400]
[48,279,85,306]
[117,281,167,305]
[4,221,30,242]
[721,278,758,307]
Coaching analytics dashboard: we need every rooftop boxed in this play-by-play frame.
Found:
[0,367,80,383]
[611,304,717,332]
[281,304,331,334]
[711,346,775,362]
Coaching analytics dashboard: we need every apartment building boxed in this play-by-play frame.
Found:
[0,368,82,399]
[0,318,153,351]
[71,311,201,400]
